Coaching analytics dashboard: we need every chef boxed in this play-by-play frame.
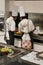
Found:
[18,6,35,49]
[5,7,18,45]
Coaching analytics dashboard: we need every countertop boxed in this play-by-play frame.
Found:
[32,33,43,41]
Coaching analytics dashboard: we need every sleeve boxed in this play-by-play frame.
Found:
[29,20,35,32]
[10,20,15,31]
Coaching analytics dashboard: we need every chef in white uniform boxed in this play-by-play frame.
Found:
[5,8,18,45]
[18,6,35,49]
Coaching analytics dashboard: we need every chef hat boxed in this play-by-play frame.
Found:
[18,6,25,17]
[12,5,18,16]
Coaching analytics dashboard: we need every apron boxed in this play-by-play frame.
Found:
[22,33,32,49]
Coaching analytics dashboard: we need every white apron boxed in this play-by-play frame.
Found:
[22,33,32,49]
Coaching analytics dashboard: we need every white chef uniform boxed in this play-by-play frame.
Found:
[18,6,31,49]
[9,17,15,31]
[5,17,15,45]
[5,17,10,40]
[5,17,15,39]
[18,6,35,49]
[18,18,32,49]
[5,5,18,45]
[18,19,29,33]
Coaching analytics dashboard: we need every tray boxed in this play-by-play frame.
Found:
[36,51,43,59]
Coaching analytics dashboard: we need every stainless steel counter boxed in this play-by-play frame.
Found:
[0,43,28,65]
[32,33,43,42]
[0,43,43,65]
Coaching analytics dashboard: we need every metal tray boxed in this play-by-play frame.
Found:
[36,51,43,59]
[0,43,25,58]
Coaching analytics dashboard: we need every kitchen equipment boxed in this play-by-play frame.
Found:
[0,15,4,31]
[36,51,43,59]
[0,43,24,58]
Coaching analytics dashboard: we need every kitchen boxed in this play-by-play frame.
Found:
[0,0,43,65]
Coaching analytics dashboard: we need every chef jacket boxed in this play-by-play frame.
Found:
[18,19,35,33]
[5,16,15,40]
[18,19,35,41]
[18,19,29,33]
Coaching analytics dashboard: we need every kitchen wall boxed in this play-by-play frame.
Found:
[5,1,43,20]
[9,1,43,13]
[0,0,5,15]
[5,0,10,20]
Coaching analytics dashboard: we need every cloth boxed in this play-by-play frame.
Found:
[22,33,31,41]
[9,18,15,31]
[22,33,32,49]
[5,16,15,40]
[18,19,35,33]
[5,16,15,45]
[18,19,35,49]
[6,32,10,40]
[18,19,29,33]
[22,40,32,49]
